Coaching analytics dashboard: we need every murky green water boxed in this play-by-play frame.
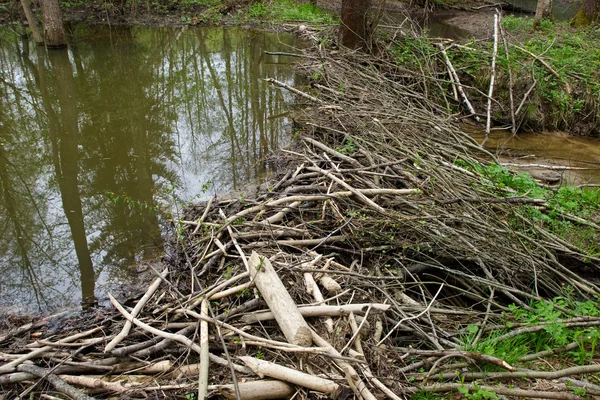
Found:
[0,25,300,314]
[467,127,600,185]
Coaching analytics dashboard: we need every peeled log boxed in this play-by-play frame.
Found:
[238,356,340,395]
[241,303,391,323]
[248,252,312,346]
[215,380,294,400]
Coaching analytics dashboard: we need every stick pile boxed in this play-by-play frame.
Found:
[1,37,600,399]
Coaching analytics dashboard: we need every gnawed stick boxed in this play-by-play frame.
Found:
[304,272,334,333]
[264,78,323,103]
[485,13,499,141]
[437,43,480,121]
[256,201,301,225]
[500,163,590,170]
[215,380,295,400]
[244,236,345,249]
[224,189,419,224]
[180,272,250,313]
[58,374,128,393]
[193,195,215,235]
[241,303,390,323]
[198,299,210,400]
[0,326,104,374]
[310,331,378,400]
[301,136,362,167]
[247,251,312,346]
[104,267,169,352]
[499,16,516,134]
[170,358,251,377]
[17,364,97,400]
[238,356,340,395]
[209,281,254,300]
[110,296,250,374]
[110,294,202,352]
[131,325,197,358]
[319,275,342,293]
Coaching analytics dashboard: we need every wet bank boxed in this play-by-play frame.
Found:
[0,25,301,315]
[468,127,600,185]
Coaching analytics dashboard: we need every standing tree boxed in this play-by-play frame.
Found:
[339,0,370,50]
[534,0,553,28]
[40,0,66,48]
[571,0,600,27]
[20,0,44,45]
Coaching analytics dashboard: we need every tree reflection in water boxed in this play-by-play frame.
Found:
[0,25,299,314]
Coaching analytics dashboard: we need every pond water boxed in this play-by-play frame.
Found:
[0,25,301,315]
[467,127,600,185]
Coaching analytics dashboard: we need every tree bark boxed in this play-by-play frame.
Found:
[571,0,600,27]
[20,0,44,45]
[534,0,553,28]
[40,0,66,48]
[339,0,370,50]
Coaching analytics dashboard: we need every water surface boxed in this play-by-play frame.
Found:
[0,25,300,314]
[468,128,600,184]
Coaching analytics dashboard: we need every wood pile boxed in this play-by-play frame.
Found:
[2,36,600,400]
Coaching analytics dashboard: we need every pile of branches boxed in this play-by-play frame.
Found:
[2,38,600,400]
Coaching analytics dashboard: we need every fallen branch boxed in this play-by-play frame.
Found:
[104,267,169,352]
[248,252,312,346]
[238,356,340,395]
[17,364,97,400]
[241,303,390,323]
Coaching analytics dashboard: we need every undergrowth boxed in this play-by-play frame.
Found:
[455,160,600,256]
[246,0,336,24]
[411,295,600,399]
[388,16,600,135]
[463,294,600,366]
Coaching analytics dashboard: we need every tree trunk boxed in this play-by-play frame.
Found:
[20,0,44,45]
[40,0,66,48]
[534,0,553,28]
[571,0,600,27]
[339,0,370,50]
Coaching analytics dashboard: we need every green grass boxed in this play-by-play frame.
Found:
[454,160,600,256]
[247,0,337,24]
[461,296,600,367]
[388,16,600,134]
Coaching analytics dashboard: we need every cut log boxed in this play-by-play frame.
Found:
[238,356,340,395]
[215,380,294,400]
[241,303,390,323]
[247,252,312,346]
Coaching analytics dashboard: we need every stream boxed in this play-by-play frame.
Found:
[0,25,300,314]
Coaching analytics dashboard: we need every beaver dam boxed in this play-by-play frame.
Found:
[2,30,600,399]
